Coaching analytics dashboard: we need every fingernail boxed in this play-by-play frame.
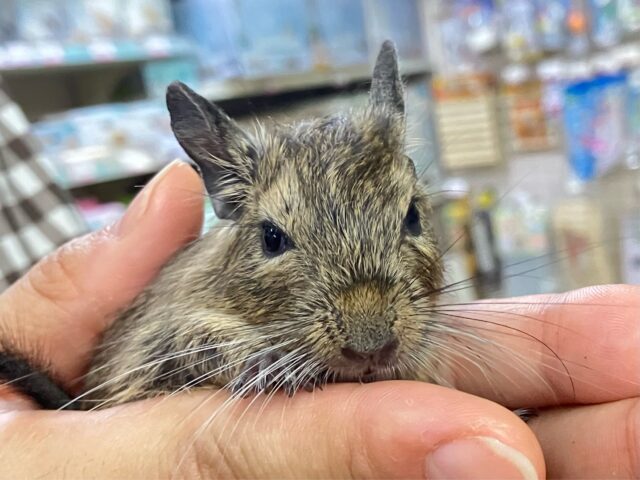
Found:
[117,160,184,236]
[425,436,538,480]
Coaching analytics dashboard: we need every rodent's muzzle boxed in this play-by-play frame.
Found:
[341,336,399,366]
[327,281,402,372]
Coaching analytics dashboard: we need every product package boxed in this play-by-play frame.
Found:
[537,59,567,146]
[456,0,498,54]
[589,0,621,48]
[501,64,555,152]
[493,191,557,296]
[172,0,240,79]
[142,58,200,98]
[67,0,123,41]
[31,100,181,188]
[432,73,503,169]
[308,0,369,68]
[563,73,628,180]
[500,0,541,62]
[566,0,590,56]
[618,0,640,32]
[551,197,616,288]
[536,0,569,51]
[470,188,502,296]
[122,0,174,38]
[235,0,312,76]
[365,0,426,61]
[16,0,71,42]
[436,6,477,74]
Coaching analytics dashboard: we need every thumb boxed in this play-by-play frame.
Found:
[0,160,203,387]
[0,383,545,479]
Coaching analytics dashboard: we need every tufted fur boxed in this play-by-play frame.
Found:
[83,42,445,408]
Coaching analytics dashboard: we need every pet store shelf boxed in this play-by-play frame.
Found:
[200,59,431,101]
[50,146,169,189]
[0,36,193,75]
[41,60,430,189]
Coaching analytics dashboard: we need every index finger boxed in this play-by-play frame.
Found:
[428,284,640,408]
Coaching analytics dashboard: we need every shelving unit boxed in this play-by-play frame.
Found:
[200,59,430,101]
[0,36,193,75]
[34,62,431,191]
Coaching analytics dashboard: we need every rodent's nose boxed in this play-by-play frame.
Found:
[341,338,398,365]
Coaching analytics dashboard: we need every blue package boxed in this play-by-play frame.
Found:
[589,0,622,47]
[142,58,200,97]
[172,0,241,79]
[366,0,425,61]
[308,0,368,67]
[563,74,628,181]
[235,0,312,76]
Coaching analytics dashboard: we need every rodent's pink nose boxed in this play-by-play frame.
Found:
[341,338,398,365]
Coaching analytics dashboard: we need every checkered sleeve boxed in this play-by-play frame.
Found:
[0,85,88,292]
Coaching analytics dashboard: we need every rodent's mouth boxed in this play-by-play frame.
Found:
[328,365,397,383]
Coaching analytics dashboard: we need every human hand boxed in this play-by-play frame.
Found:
[0,159,633,478]
[0,160,543,478]
[432,284,639,478]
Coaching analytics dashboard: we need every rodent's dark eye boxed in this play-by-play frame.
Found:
[261,222,290,257]
[404,201,422,236]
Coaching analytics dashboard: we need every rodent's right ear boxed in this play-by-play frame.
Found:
[166,81,255,220]
[369,40,404,115]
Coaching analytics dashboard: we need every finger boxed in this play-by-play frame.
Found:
[0,382,545,479]
[0,161,203,388]
[430,284,640,408]
[527,397,640,479]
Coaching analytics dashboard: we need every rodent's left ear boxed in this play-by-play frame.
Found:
[166,81,255,220]
[369,40,405,115]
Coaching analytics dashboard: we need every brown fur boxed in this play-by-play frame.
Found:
[83,43,445,409]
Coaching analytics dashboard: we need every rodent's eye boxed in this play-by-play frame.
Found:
[261,222,290,257]
[404,201,422,236]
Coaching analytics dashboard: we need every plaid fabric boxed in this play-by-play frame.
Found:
[0,84,87,292]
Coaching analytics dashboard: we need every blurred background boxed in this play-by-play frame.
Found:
[0,0,639,300]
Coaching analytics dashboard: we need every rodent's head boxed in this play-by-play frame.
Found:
[167,42,444,384]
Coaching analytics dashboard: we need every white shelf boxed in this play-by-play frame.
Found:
[200,59,430,101]
[51,146,168,189]
[40,61,430,189]
[0,37,193,75]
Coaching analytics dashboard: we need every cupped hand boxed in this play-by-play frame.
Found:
[0,160,634,478]
[422,283,640,478]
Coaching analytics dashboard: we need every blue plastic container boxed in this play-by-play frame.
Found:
[563,73,628,181]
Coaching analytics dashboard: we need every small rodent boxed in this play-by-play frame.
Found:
[0,42,534,420]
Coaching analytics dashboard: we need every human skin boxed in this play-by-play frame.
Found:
[0,160,637,479]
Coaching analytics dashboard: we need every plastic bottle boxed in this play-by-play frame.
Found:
[470,188,502,296]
